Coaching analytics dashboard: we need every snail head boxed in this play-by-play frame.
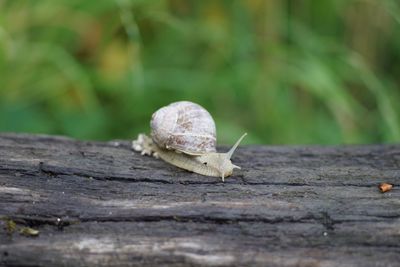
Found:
[198,133,247,182]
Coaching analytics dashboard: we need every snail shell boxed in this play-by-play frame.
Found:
[150,101,217,155]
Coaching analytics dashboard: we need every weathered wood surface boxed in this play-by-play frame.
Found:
[0,133,399,267]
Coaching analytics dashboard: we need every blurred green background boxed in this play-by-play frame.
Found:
[0,0,399,145]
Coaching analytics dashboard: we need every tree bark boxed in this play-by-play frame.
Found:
[0,133,399,267]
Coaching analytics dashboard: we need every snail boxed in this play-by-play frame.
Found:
[132,101,246,181]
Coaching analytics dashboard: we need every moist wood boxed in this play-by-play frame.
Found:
[0,133,399,266]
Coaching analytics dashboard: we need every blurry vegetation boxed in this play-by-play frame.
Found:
[0,0,399,144]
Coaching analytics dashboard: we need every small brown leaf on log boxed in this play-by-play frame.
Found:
[379,183,393,193]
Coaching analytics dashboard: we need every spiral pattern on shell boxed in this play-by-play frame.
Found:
[150,101,217,155]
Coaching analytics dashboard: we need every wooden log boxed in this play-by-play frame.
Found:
[0,133,399,267]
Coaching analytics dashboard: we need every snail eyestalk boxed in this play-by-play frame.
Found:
[214,133,247,182]
[226,133,247,160]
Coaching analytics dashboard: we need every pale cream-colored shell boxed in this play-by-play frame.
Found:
[150,101,217,155]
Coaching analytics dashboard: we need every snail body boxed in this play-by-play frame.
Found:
[133,101,246,181]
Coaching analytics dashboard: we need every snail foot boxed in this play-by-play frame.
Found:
[132,134,155,156]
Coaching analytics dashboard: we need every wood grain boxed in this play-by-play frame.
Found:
[0,133,399,267]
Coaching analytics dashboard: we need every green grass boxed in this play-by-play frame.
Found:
[0,0,399,145]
